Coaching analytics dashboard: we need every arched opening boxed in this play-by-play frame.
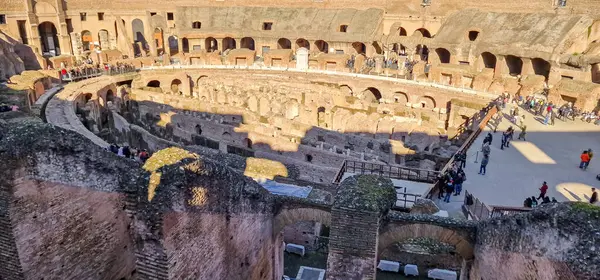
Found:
[420,96,436,109]
[205,37,218,52]
[38,22,60,55]
[182,38,189,53]
[81,30,93,51]
[377,224,474,279]
[314,40,329,53]
[168,35,178,55]
[468,31,479,41]
[244,138,253,149]
[273,208,331,280]
[505,55,523,76]
[362,87,382,104]
[171,79,182,94]
[241,37,255,50]
[340,85,353,96]
[435,48,451,64]
[317,106,326,127]
[147,80,160,87]
[352,42,366,55]
[373,42,383,54]
[414,28,432,38]
[153,28,164,51]
[132,19,146,54]
[305,154,313,162]
[222,132,231,140]
[106,90,115,104]
[192,21,201,29]
[393,92,409,104]
[399,27,407,36]
[195,124,202,135]
[98,29,110,50]
[480,52,497,70]
[296,38,310,50]
[222,37,236,51]
[532,58,551,80]
[277,38,292,49]
[416,44,429,61]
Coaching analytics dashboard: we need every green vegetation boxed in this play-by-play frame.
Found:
[571,202,600,217]
[420,114,431,122]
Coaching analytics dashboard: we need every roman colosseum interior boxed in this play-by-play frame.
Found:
[1,0,600,280]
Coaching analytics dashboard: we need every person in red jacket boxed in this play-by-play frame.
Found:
[580,150,591,170]
[538,181,549,199]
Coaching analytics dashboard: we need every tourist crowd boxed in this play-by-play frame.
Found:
[58,61,137,81]
[106,144,151,163]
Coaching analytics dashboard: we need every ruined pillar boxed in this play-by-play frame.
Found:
[70,32,83,58]
[326,175,396,280]
[374,55,384,73]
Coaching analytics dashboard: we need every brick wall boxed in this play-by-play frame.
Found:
[326,207,380,280]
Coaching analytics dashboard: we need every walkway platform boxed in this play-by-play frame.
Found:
[438,103,600,214]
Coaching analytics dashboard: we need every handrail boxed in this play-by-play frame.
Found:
[463,190,531,220]
[333,159,440,184]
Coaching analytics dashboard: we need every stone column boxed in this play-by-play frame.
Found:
[374,55,384,73]
[70,32,83,58]
[326,175,396,280]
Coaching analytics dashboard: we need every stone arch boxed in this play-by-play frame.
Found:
[352,42,366,55]
[392,43,406,56]
[132,19,146,53]
[222,131,231,140]
[38,22,60,55]
[314,40,329,53]
[480,52,496,70]
[147,80,160,87]
[168,35,178,55]
[182,38,189,53]
[222,37,236,51]
[393,92,409,104]
[532,58,551,80]
[399,27,407,36]
[273,207,331,235]
[505,55,523,76]
[435,48,451,64]
[372,42,383,55]
[361,87,382,103]
[34,1,57,14]
[244,138,252,149]
[414,28,432,38]
[192,21,201,29]
[98,29,110,50]
[106,90,115,103]
[171,79,182,94]
[339,85,353,96]
[81,30,93,51]
[419,96,436,109]
[296,38,310,50]
[378,223,474,259]
[205,37,218,52]
[277,38,292,49]
[241,37,255,50]
[153,28,164,51]
[416,44,429,61]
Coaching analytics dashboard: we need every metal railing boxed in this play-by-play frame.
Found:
[59,66,138,83]
[334,160,440,184]
[463,190,531,220]
[395,191,422,210]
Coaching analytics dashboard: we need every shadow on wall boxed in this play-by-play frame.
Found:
[101,97,476,185]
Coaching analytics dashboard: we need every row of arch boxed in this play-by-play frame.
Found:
[181,37,333,53]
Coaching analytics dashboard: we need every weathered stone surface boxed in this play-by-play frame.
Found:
[410,198,440,215]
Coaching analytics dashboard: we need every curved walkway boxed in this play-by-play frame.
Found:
[140,64,498,99]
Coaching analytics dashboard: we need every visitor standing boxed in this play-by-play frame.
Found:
[453,169,466,196]
[444,179,454,203]
[478,155,489,175]
[482,143,491,158]
[531,196,538,207]
[518,124,527,141]
[588,149,594,167]
[590,188,598,204]
[538,181,549,199]
[483,132,493,146]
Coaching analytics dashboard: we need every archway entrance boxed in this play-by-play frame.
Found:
[222,37,236,51]
[38,22,60,55]
[314,40,329,53]
[414,28,432,38]
[81,30,93,51]
[435,48,451,64]
[241,37,255,50]
[361,87,382,104]
[182,38,189,53]
[168,35,178,55]
[296,38,310,50]
[153,28,164,53]
[273,208,332,280]
[532,58,551,80]
[205,37,218,52]
[132,19,147,54]
[416,44,429,61]
[352,42,366,55]
[480,52,496,70]
[505,55,523,76]
[277,38,292,49]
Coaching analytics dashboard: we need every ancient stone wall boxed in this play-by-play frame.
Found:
[470,203,600,280]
